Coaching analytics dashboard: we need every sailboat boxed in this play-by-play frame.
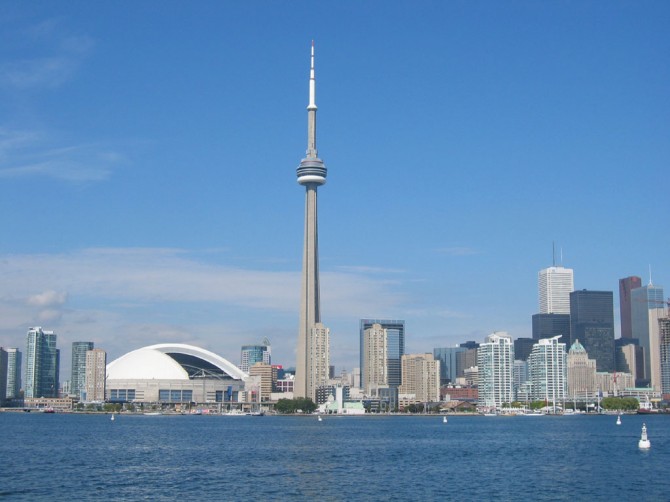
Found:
[442,416,448,424]
[111,413,115,421]
[638,423,651,449]
[317,415,323,422]
[616,415,621,425]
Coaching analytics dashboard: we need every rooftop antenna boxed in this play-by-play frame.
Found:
[560,247,564,266]
[649,264,653,286]
[552,241,556,267]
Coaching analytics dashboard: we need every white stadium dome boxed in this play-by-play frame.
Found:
[106,343,247,381]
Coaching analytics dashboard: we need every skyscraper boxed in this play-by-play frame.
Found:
[363,323,388,393]
[477,332,514,410]
[619,276,642,339]
[566,340,596,400]
[360,319,405,389]
[538,266,574,314]
[294,42,329,401]
[85,348,106,402]
[659,317,670,396]
[25,327,60,398]
[433,346,466,384]
[5,348,21,400]
[532,313,571,345]
[569,290,615,372]
[528,336,566,405]
[71,341,94,399]
[398,353,440,404]
[240,339,271,373]
[631,283,665,389]
[0,348,7,405]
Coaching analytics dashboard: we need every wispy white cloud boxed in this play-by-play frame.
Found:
[0,128,123,182]
[0,248,407,366]
[0,18,94,90]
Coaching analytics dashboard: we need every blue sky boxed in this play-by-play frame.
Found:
[0,1,668,378]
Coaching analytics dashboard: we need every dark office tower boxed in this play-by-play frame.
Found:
[433,347,466,384]
[615,337,645,386]
[532,313,571,345]
[359,319,405,389]
[569,290,615,372]
[514,337,536,362]
[619,276,642,339]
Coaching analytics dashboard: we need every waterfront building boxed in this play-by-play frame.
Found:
[248,362,276,401]
[398,353,440,404]
[85,349,106,402]
[316,384,350,406]
[433,346,466,385]
[569,290,615,372]
[513,338,535,362]
[619,276,642,339]
[539,266,574,314]
[5,348,21,400]
[566,340,596,400]
[360,319,405,389]
[532,313,571,345]
[71,341,94,399]
[294,42,331,402]
[615,338,645,386]
[0,348,7,405]
[659,317,670,396]
[528,336,566,405]
[25,327,60,398]
[106,343,247,405]
[477,332,514,409]
[362,323,388,394]
[595,372,635,396]
[631,283,665,389]
[240,340,271,373]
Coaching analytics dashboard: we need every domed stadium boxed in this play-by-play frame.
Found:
[106,343,248,406]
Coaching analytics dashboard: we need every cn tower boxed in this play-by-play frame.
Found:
[294,42,329,400]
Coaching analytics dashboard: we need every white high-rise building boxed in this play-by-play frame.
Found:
[538,266,574,314]
[477,332,514,410]
[529,336,566,406]
[362,323,388,394]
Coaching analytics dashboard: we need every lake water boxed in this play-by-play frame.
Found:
[1,413,668,501]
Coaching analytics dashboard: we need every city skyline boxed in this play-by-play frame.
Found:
[0,3,668,377]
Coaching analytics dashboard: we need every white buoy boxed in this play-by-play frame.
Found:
[111,414,115,421]
[616,415,621,425]
[317,415,323,422]
[443,416,448,423]
[638,423,651,449]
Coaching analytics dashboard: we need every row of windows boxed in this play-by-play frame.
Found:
[158,390,193,402]
[110,389,136,401]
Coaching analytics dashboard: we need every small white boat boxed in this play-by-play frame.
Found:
[638,423,651,449]
[442,416,448,423]
[111,414,115,421]
[616,415,621,425]
[318,415,323,422]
